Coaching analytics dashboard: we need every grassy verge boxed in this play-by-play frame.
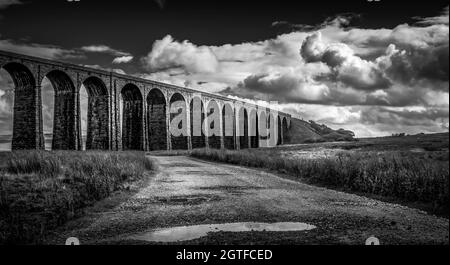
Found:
[0,151,154,244]
[191,148,449,216]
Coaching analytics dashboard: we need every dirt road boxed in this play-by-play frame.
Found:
[47,155,449,245]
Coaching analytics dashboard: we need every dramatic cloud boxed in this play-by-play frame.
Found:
[137,7,448,137]
[224,9,449,108]
[142,35,219,74]
[300,32,391,90]
[225,70,331,104]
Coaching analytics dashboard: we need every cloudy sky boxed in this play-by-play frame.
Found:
[0,0,448,144]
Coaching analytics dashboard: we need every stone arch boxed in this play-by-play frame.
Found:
[44,70,78,150]
[169,92,188,150]
[82,76,109,150]
[282,116,289,144]
[147,88,167,151]
[206,99,221,149]
[249,109,259,148]
[222,103,234,149]
[238,106,249,149]
[190,96,206,149]
[121,83,143,150]
[1,62,43,150]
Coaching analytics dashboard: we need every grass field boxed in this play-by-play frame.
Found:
[191,133,449,217]
[0,151,154,244]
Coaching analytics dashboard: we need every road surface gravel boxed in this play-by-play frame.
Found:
[46,155,449,245]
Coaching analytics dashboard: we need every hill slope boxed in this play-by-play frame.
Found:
[285,118,356,144]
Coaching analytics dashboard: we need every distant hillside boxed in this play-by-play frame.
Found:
[285,118,356,144]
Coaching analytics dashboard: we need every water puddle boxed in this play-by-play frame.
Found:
[128,222,316,242]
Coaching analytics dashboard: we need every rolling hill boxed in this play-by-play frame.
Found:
[285,118,356,144]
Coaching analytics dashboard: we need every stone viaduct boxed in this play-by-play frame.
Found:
[0,50,291,151]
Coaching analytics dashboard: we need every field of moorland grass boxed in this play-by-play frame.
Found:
[0,151,154,244]
[190,133,449,216]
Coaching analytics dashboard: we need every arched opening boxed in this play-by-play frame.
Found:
[250,109,259,148]
[267,112,277,147]
[81,76,109,150]
[238,107,249,149]
[44,70,78,150]
[147,88,167,151]
[121,83,143,150]
[0,68,15,151]
[0,62,43,150]
[207,100,221,149]
[170,93,188,150]
[282,117,289,144]
[80,85,88,150]
[222,103,234,149]
[41,77,54,150]
[259,111,268,147]
[277,115,282,145]
[190,97,205,149]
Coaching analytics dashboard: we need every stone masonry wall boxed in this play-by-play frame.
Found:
[0,50,291,151]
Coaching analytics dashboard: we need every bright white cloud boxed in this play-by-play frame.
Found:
[112,55,134,64]
[142,35,219,74]
[80,45,131,57]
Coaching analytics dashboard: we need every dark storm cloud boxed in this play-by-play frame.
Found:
[223,73,331,105]
[360,106,449,129]
[242,73,298,95]
[300,32,391,91]
[382,43,449,85]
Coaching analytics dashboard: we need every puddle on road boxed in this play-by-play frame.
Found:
[198,185,264,195]
[169,163,200,167]
[128,222,316,242]
[176,170,207,175]
[153,194,222,205]
[158,180,185,183]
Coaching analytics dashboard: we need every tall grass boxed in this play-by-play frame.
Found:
[191,148,449,215]
[0,151,154,244]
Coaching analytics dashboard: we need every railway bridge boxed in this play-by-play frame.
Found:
[0,50,291,151]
